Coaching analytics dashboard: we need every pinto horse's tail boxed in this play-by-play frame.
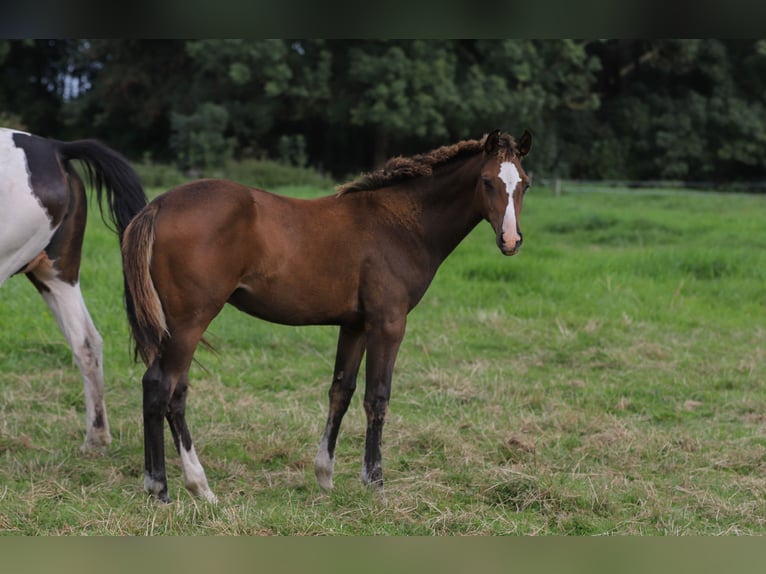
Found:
[121,203,167,365]
[56,138,151,363]
[55,139,147,242]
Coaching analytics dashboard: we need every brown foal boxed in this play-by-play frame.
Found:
[122,129,531,502]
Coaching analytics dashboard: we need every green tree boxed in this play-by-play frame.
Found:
[590,39,766,182]
[170,102,234,173]
[66,39,192,160]
[8,38,764,185]
[183,39,294,155]
[0,39,83,136]
[455,40,601,178]
[0,41,23,128]
[341,40,461,165]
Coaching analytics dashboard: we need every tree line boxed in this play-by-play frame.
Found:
[1,39,765,184]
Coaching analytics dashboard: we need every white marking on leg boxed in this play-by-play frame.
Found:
[0,128,56,285]
[179,444,217,503]
[144,474,166,497]
[360,463,382,486]
[314,432,335,490]
[498,161,521,247]
[37,274,111,449]
[360,464,387,501]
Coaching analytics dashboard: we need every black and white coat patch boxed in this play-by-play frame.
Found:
[0,127,147,452]
[0,129,64,283]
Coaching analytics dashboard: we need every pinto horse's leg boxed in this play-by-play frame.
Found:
[314,325,366,490]
[166,373,217,503]
[361,313,407,496]
[26,267,111,450]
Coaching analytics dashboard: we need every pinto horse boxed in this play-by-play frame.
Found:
[1,127,146,450]
[122,129,531,503]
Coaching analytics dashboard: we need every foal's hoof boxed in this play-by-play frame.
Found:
[360,468,387,502]
[146,489,171,504]
[364,480,388,504]
[144,475,171,503]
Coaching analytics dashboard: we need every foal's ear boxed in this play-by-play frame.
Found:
[517,129,532,157]
[484,129,502,154]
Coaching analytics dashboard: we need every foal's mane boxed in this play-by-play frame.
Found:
[336,132,518,195]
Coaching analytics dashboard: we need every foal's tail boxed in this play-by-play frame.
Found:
[121,203,167,365]
[55,139,148,242]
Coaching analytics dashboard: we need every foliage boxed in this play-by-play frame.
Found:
[0,111,25,131]
[61,40,192,161]
[183,39,294,151]
[132,157,190,191]
[222,158,333,190]
[1,40,766,183]
[276,134,308,168]
[0,185,765,534]
[582,40,766,182]
[133,156,334,193]
[170,102,234,173]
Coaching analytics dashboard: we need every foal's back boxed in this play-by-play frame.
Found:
[148,179,372,327]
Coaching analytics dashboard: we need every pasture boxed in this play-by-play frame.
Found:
[0,184,764,535]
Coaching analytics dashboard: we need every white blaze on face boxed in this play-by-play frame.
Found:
[0,128,56,285]
[498,161,521,247]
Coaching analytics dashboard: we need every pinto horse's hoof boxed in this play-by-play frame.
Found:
[314,452,335,491]
[188,484,218,504]
[80,429,112,453]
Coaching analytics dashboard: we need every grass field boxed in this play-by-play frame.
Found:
[0,183,764,535]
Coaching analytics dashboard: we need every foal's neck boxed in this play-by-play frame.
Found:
[416,154,484,259]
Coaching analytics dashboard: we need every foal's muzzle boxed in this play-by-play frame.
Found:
[498,231,523,256]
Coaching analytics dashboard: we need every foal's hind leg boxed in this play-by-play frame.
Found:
[143,324,217,503]
[166,373,217,503]
[27,267,111,450]
[142,360,171,501]
[314,325,366,490]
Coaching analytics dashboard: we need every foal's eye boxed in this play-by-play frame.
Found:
[482,177,493,192]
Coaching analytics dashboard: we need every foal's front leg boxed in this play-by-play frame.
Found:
[314,326,366,490]
[361,314,406,495]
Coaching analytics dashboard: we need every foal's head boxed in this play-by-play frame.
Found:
[477,129,532,256]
